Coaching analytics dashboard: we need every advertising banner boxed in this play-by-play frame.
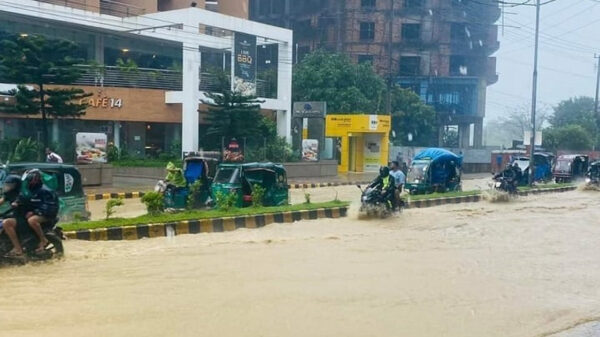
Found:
[223,137,245,162]
[302,139,319,162]
[364,134,382,172]
[76,132,108,164]
[233,32,257,96]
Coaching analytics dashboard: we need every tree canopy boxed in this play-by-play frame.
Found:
[542,96,598,151]
[293,50,385,114]
[0,34,91,148]
[389,86,437,146]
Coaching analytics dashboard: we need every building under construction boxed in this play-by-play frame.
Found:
[250,0,500,147]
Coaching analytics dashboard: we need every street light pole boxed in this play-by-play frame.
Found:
[529,0,541,186]
[594,54,600,118]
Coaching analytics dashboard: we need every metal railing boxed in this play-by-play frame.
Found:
[74,65,182,90]
[34,0,145,17]
[199,72,276,98]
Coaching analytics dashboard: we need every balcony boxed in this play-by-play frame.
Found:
[74,65,182,90]
[99,0,145,17]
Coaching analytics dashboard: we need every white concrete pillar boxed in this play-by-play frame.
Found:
[473,120,483,148]
[113,121,121,149]
[181,43,201,154]
[277,39,293,143]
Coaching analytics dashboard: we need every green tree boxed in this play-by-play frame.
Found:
[201,90,265,149]
[389,86,437,146]
[293,50,385,113]
[0,34,91,148]
[542,124,594,151]
[549,96,597,134]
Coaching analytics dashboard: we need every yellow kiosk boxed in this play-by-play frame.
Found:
[326,114,391,173]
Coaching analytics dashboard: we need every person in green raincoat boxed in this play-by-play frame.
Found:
[165,162,186,188]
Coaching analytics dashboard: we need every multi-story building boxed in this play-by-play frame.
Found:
[0,0,292,157]
[250,0,500,147]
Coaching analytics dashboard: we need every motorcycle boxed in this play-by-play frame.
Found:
[0,208,64,265]
[492,175,518,195]
[358,185,403,218]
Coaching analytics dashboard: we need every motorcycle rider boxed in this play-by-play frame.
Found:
[494,162,521,193]
[368,166,397,211]
[0,175,26,258]
[4,170,59,256]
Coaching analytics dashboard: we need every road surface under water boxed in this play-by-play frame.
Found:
[2,189,600,337]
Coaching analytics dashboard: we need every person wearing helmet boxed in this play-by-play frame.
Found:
[368,166,397,211]
[16,169,59,254]
[0,175,26,258]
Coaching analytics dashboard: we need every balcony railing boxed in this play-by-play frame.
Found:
[199,72,276,98]
[34,0,145,17]
[74,65,182,90]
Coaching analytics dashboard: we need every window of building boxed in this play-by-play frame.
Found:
[404,0,423,8]
[360,22,375,40]
[358,55,374,65]
[272,0,284,14]
[399,56,421,76]
[401,23,421,41]
[450,55,468,75]
[361,0,376,8]
[451,23,468,42]
[258,0,270,16]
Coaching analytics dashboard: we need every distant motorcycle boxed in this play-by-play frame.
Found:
[492,175,518,195]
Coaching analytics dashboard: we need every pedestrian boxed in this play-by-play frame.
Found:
[45,148,63,163]
[390,161,406,191]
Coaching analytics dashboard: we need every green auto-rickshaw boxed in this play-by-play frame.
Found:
[0,163,89,222]
[405,148,462,194]
[211,163,289,207]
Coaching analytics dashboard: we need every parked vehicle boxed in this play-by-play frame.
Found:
[405,148,462,194]
[553,154,589,183]
[512,152,555,185]
[0,163,88,222]
[585,161,600,187]
[0,205,64,264]
[211,163,289,207]
[156,154,220,209]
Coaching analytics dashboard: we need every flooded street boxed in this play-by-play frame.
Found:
[2,190,600,337]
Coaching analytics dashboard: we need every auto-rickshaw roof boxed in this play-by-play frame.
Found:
[218,162,286,172]
[557,154,588,161]
[4,162,81,176]
[590,161,600,167]
[413,148,463,167]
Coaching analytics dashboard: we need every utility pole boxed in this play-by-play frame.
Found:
[528,0,541,186]
[386,0,394,115]
[594,54,600,118]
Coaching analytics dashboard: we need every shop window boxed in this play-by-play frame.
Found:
[402,23,421,41]
[361,0,376,8]
[258,0,270,15]
[360,22,375,40]
[399,56,421,76]
[358,55,374,65]
[405,0,423,8]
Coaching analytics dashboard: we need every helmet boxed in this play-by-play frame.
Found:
[512,162,520,169]
[2,175,22,200]
[379,166,390,177]
[22,169,43,191]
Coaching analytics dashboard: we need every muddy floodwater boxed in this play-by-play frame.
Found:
[2,190,600,337]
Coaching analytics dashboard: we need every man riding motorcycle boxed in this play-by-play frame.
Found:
[0,175,26,257]
[493,162,522,193]
[368,166,398,212]
[2,170,59,258]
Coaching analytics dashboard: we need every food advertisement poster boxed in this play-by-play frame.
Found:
[233,32,257,96]
[302,139,319,162]
[363,134,381,172]
[76,132,108,164]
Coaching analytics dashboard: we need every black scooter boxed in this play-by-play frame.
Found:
[0,208,64,265]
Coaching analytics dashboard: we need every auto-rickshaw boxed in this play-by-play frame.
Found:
[586,161,600,186]
[0,163,89,222]
[552,154,589,183]
[512,152,555,185]
[405,148,462,194]
[211,162,289,207]
[160,154,220,209]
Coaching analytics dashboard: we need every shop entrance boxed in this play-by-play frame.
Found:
[348,136,357,172]
[145,123,166,158]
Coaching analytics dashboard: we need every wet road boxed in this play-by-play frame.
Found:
[2,190,600,337]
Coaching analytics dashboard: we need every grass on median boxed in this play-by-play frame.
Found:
[517,182,573,191]
[62,200,350,232]
[407,190,481,201]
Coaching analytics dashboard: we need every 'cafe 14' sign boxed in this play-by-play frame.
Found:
[79,96,123,109]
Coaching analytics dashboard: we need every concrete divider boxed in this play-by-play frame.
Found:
[406,185,577,209]
[64,206,348,241]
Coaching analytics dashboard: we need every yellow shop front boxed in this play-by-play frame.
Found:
[326,114,390,173]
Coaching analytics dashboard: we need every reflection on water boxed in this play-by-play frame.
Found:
[1,190,600,337]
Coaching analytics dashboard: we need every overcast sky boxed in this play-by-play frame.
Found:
[486,0,600,123]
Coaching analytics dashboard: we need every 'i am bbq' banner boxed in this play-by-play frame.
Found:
[233,32,257,96]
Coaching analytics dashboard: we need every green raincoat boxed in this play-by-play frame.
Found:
[165,162,186,187]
